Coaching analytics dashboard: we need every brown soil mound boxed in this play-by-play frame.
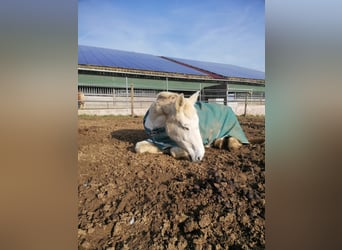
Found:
[78,115,265,249]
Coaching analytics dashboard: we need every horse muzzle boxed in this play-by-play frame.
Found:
[191,155,203,162]
[189,147,205,162]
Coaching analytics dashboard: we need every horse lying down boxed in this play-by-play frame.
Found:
[135,91,249,162]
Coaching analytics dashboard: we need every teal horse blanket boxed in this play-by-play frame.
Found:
[195,102,249,145]
[144,102,249,151]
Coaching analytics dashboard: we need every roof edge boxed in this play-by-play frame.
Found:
[78,64,265,85]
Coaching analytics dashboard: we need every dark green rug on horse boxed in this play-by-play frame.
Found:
[144,102,249,151]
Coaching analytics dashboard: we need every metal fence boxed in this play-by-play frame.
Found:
[78,85,265,116]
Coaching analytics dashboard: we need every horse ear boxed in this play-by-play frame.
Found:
[189,91,200,104]
[175,93,184,110]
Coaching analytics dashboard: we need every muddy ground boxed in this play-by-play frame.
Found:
[78,115,265,249]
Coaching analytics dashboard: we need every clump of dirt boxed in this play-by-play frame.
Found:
[78,115,265,249]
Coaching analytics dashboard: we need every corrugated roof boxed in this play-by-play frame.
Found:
[78,45,206,76]
[166,57,265,80]
[78,45,265,80]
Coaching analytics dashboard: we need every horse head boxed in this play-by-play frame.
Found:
[160,91,205,162]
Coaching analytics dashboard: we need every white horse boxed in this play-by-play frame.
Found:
[135,91,249,162]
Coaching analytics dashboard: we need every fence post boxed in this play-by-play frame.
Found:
[243,91,252,116]
[130,84,134,117]
[199,83,202,101]
[224,83,228,106]
[244,92,248,116]
[113,88,115,106]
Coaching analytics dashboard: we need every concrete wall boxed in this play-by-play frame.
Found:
[78,95,153,116]
[228,102,265,116]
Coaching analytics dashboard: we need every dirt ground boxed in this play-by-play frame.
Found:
[78,115,265,250]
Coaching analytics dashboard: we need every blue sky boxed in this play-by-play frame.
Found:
[78,0,265,72]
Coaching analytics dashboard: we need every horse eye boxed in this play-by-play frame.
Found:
[181,124,190,130]
[177,121,189,130]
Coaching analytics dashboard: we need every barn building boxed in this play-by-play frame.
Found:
[78,45,265,115]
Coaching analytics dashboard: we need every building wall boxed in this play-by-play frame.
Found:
[78,71,265,116]
[78,74,265,92]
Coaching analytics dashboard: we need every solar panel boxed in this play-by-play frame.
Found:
[78,45,207,76]
[167,57,265,80]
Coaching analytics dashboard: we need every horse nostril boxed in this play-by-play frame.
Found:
[192,155,202,162]
[190,151,203,162]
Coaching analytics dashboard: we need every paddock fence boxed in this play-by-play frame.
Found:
[77,85,265,116]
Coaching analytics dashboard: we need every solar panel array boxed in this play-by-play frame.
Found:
[78,45,206,76]
[167,57,265,80]
[78,45,265,80]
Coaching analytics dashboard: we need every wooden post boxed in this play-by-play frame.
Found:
[244,91,252,116]
[130,84,134,117]
[224,83,228,106]
[244,92,248,117]
[113,88,115,106]
[199,83,202,101]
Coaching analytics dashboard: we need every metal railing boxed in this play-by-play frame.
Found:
[78,86,265,116]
